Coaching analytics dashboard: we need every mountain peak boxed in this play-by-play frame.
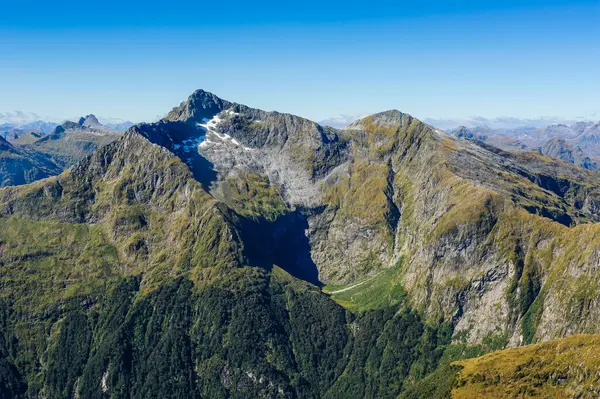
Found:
[83,114,101,126]
[164,89,233,123]
[76,114,103,129]
[343,109,415,130]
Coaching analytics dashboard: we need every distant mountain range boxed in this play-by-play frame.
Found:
[0,114,125,186]
[447,121,600,170]
[424,116,591,131]
[0,112,133,141]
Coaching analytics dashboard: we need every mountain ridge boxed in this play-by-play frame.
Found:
[2,90,600,397]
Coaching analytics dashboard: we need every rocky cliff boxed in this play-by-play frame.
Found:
[2,90,600,397]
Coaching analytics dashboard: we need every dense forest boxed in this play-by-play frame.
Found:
[0,268,466,398]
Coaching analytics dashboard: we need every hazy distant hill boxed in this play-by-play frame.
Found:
[449,121,600,170]
[0,134,61,186]
[0,114,125,186]
[18,114,124,169]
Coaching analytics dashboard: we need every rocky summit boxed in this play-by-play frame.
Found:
[1,90,600,398]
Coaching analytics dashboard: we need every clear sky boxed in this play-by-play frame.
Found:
[1,0,599,124]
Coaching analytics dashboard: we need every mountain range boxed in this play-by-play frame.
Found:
[1,90,600,398]
[1,113,133,142]
[0,114,124,187]
[448,121,600,171]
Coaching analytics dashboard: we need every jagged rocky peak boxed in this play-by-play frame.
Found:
[164,89,234,123]
[79,114,102,128]
[51,120,80,135]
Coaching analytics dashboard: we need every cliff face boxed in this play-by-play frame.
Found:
[158,91,600,346]
[3,90,600,397]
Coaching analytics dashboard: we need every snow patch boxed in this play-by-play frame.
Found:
[192,112,254,151]
[197,115,222,132]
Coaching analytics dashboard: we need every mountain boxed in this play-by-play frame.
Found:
[104,120,135,131]
[1,120,59,141]
[0,114,124,188]
[449,121,600,170]
[539,136,599,170]
[0,114,133,142]
[425,116,580,131]
[0,134,62,186]
[2,90,600,397]
[78,114,103,129]
[18,114,123,169]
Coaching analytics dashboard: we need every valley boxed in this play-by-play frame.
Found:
[0,90,600,397]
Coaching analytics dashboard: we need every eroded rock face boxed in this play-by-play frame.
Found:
[6,89,600,351]
[138,90,600,346]
[10,90,600,397]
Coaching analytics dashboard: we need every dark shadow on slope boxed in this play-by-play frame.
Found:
[181,151,218,192]
[239,210,321,286]
[133,120,219,191]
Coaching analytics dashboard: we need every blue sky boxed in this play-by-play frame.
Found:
[1,0,598,124]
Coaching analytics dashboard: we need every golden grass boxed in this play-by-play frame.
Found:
[453,334,600,398]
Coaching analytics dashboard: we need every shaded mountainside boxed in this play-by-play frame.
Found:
[0,135,62,187]
[0,115,123,188]
[539,136,599,170]
[2,90,600,397]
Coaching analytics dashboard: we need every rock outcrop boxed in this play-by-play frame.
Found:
[2,89,600,397]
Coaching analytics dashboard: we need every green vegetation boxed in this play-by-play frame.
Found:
[398,364,460,399]
[221,171,287,221]
[453,334,600,398]
[0,217,121,311]
[323,258,406,312]
[4,94,600,398]
[23,131,120,169]
[0,265,461,399]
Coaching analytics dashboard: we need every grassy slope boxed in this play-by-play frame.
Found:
[322,258,406,312]
[452,334,600,398]
[23,131,121,169]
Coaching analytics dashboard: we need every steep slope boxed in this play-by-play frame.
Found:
[452,334,600,398]
[0,135,62,186]
[402,334,600,399]
[349,116,600,345]
[3,90,600,397]
[539,136,598,170]
[153,90,600,346]
[0,117,455,399]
